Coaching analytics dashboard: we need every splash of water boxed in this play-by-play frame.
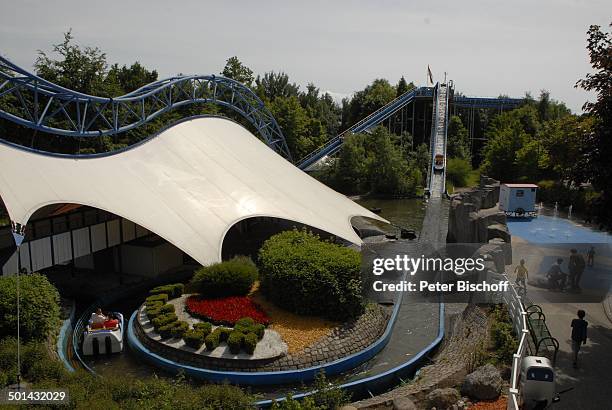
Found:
[568,204,573,219]
[554,202,558,218]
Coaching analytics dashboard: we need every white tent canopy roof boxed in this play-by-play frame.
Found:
[0,117,387,265]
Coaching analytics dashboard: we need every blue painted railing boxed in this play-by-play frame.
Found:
[453,96,523,109]
[297,87,434,170]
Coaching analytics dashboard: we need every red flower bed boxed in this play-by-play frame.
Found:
[186,295,270,325]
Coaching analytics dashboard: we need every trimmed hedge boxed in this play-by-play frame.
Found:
[170,321,189,339]
[151,313,178,330]
[184,329,205,349]
[146,294,168,304]
[147,304,174,320]
[204,330,220,351]
[190,256,258,297]
[217,327,232,342]
[146,300,164,310]
[193,322,212,336]
[150,283,184,299]
[0,273,60,342]
[158,322,178,339]
[243,332,258,354]
[227,331,244,354]
[234,317,264,339]
[258,229,364,321]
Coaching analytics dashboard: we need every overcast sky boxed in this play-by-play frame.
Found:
[1,0,610,113]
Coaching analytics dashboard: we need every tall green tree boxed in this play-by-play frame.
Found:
[221,56,254,86]
[342,79,396,128]
[446,115,471,161]
[576,22,612,223]
[396,76,414,97]
[255,71,299,101]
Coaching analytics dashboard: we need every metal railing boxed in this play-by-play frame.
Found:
[502,275,530,410]
[297,86,434,170]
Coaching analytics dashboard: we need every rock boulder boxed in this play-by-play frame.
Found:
[461,364,502,400]
[427,387,460,409]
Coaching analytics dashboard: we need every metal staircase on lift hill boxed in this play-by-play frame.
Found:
[297,86,434,171]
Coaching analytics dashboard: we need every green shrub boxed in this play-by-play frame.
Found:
[146,299,163,308]
[243,332,258,355]
[227,331,244,354]
[193,322,212,336]
[235,317,255,328]
[0,273,61,342]
[0,336,257,408]
[190,256,258,297]
[146,293,168,304]
[171,321,189,339]
[234,317,255,333]
[446,157,472,187]
[146,306,162,320]
[150,283,184,299]
[204,330,220,351]
[183,329,205,349]
[234,318,265,339]
[151,313,177,330]
[251,324,265,340]
[158,321,179,339]
[258,229,364,321]
[217,327,232,342]
[159,304,175,314]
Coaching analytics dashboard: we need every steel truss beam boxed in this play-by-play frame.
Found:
[0,56,291,160]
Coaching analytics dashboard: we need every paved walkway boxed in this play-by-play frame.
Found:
[539,301,612,410]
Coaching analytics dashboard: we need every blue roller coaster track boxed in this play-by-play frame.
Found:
[453,96,523,109]
[297,86,434,170]
[0,56,292,160]
[297,88,524,171]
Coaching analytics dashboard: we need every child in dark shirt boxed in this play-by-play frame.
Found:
[571,309,588,368]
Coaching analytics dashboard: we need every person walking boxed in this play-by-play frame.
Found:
[569,249,586,290]
[587,246,595,267]
[514,259,528,291]
[570,309,588,368]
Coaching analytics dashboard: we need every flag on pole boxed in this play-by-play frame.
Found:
[427,65,434,86]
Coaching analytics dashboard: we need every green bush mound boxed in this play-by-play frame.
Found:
[146,293,168,304]
[145,300,165,309]
[158,323,177,339]
[217,327,232,342]
[227,331,244,354]
[171,321,189,338]
[258,229,364,321]
[243,332,258,355]
[190,256,258,297]
[204,326,232,351]
[183,329,205,349]
[151,313,178,330]
[193,322,212,336]
[150,283,184,299]
[0,273,61,342]
[234,317,265,340]
[204,330,220,351]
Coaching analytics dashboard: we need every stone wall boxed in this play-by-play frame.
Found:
[353,304,490,409]
[446,176,511,265]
